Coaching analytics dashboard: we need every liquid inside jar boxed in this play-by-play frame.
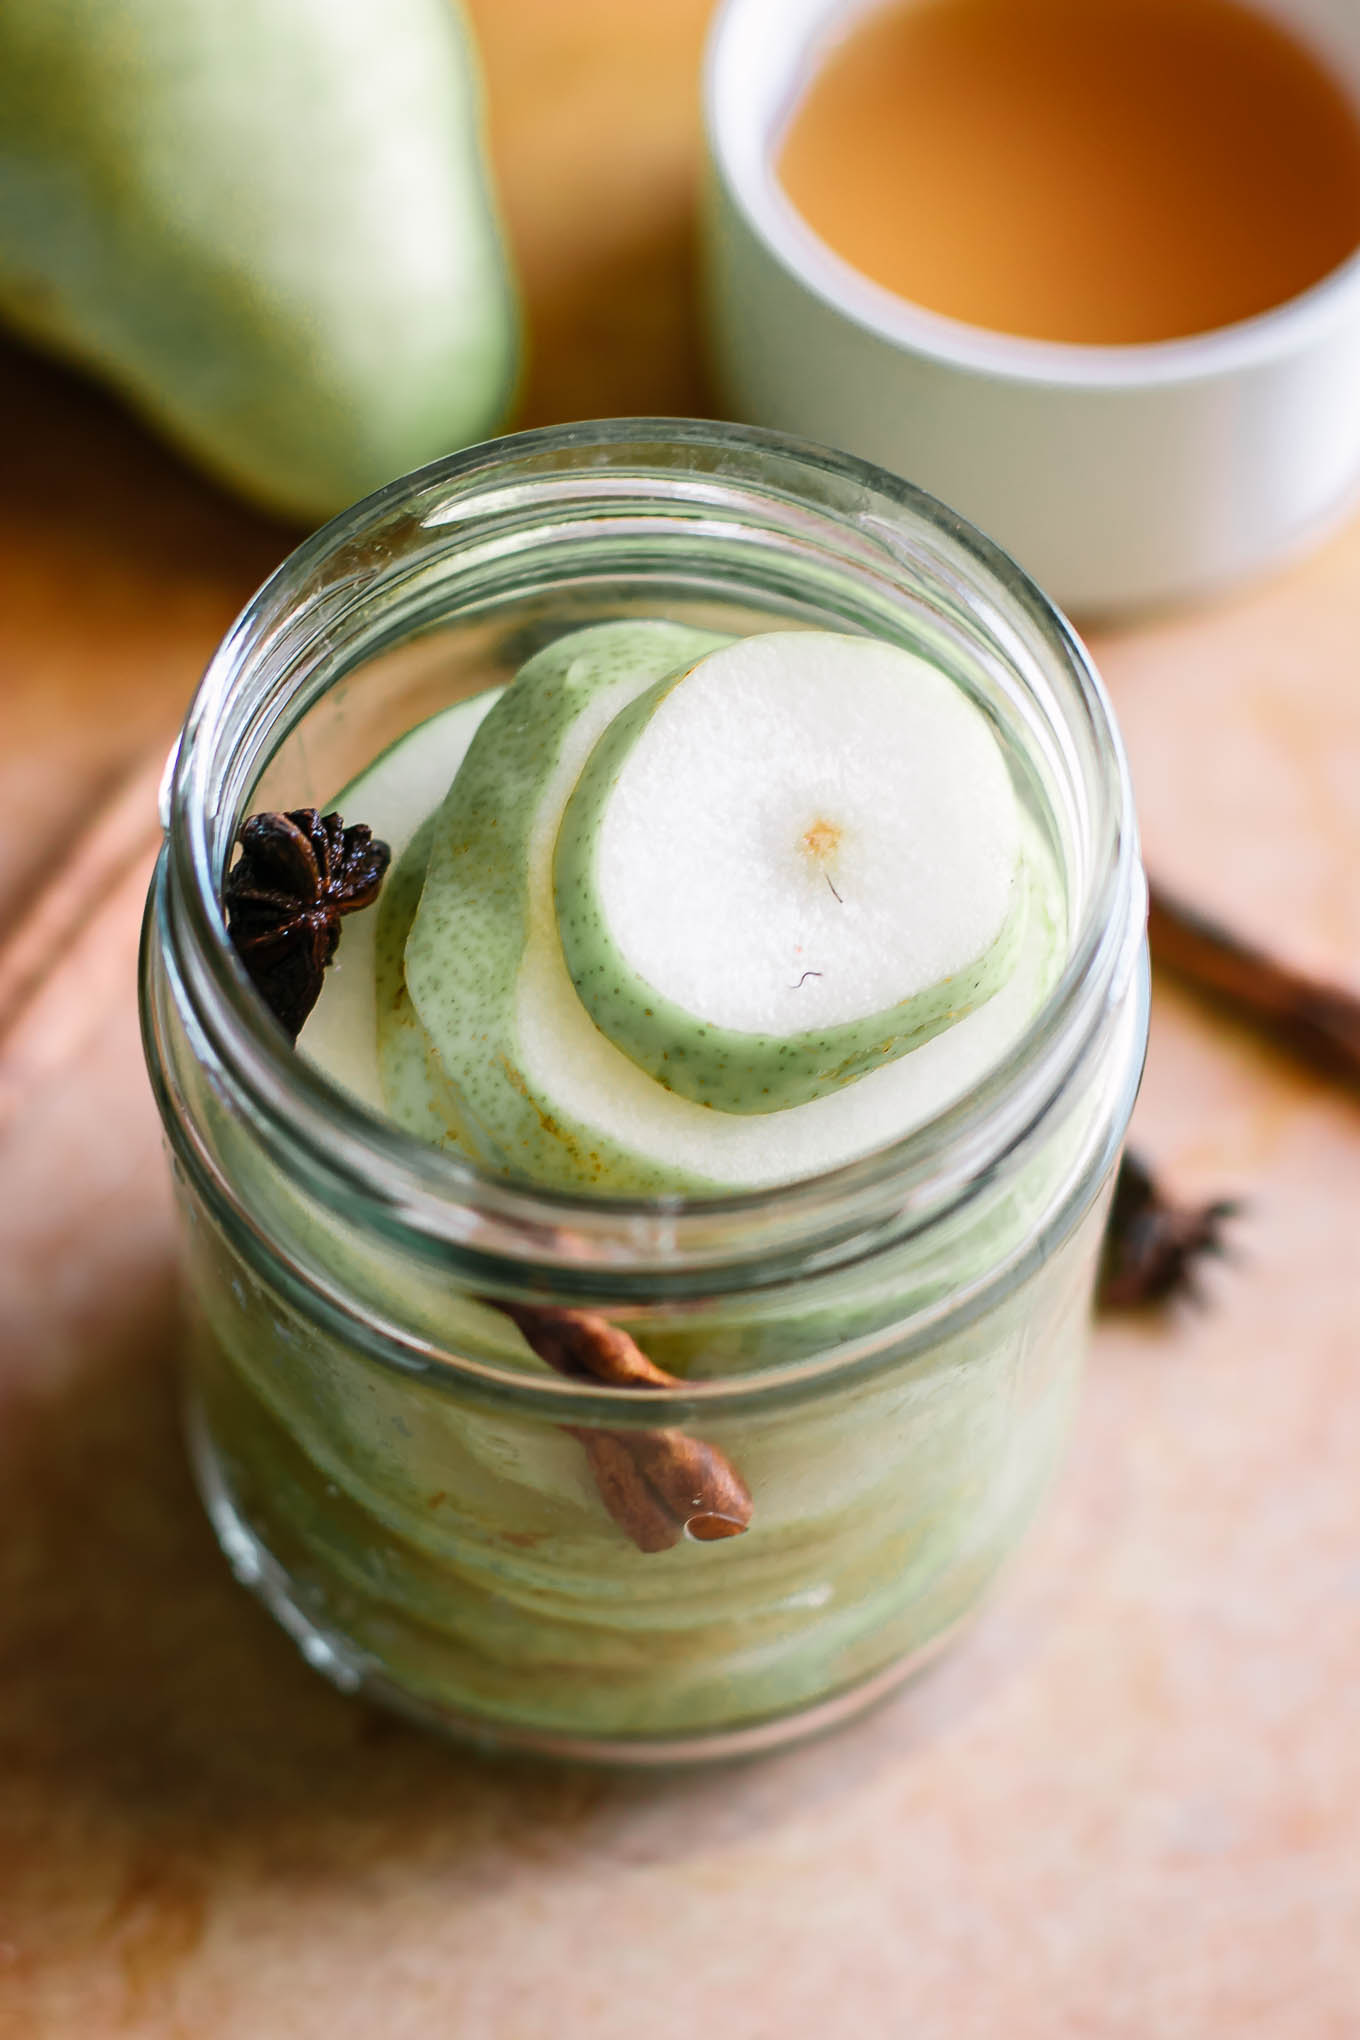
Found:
[777,0,1360,345]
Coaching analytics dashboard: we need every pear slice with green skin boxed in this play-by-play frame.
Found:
[298,687,502,1114]
[403,622,1063,1195]
[402,620,735,1193]
[373,817,468,1155]
[554,632,1026,1114]
[374,814,502,1163]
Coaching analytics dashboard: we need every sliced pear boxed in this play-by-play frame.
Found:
[505,828,1059,1190]
[298,687,501,1112]
[372,818,466,1153]
[403,623,1065,1194]
[401,620,733,1191]
[553,632,1025,1113]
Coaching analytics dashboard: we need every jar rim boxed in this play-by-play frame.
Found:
[157,417,1143,1297]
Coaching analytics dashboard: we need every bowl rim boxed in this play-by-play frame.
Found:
[704,0,1360,391]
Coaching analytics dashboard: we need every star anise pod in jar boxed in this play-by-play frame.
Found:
[223,807,390,1041]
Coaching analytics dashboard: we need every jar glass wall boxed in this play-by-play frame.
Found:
[141,421,1147,1762]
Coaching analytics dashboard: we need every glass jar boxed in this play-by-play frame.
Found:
[141,420,1147,1763]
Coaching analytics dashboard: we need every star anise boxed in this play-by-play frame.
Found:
[223,808,390,1041]
[1098,1148,1241,1311]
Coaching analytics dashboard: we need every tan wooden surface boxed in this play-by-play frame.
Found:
[2,3,1358,2032]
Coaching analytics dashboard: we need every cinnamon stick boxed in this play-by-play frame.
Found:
[496,1301,676,1390]
[0,748,167,1041]
[0,749,168,1124]
[1148,880,1360,1087]
[569,1428,753,1554]
[497,1301,753,1553]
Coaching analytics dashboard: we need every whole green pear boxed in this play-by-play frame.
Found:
[0,0,518,521]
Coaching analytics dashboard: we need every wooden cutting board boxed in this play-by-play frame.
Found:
[2,3,1358,2033]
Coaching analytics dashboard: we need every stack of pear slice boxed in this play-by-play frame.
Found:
[552,631,1026,1113]
[302,621,1062,1195]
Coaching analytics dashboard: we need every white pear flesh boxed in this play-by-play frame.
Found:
[554,632,1025,1112]
[402,621,734,1192]
[397,623,1065,1194]
[511,830,1058,1190]
[298,688,501,1113]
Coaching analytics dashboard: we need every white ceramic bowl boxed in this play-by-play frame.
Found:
[703,0,1360,615]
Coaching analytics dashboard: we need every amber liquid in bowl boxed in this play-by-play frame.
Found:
[778,0,1360,344]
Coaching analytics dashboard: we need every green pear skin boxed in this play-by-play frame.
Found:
[0,0,518,520]
[297,687,504,1112]
[402,621,732,1194]
[553,659,1027,1114]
